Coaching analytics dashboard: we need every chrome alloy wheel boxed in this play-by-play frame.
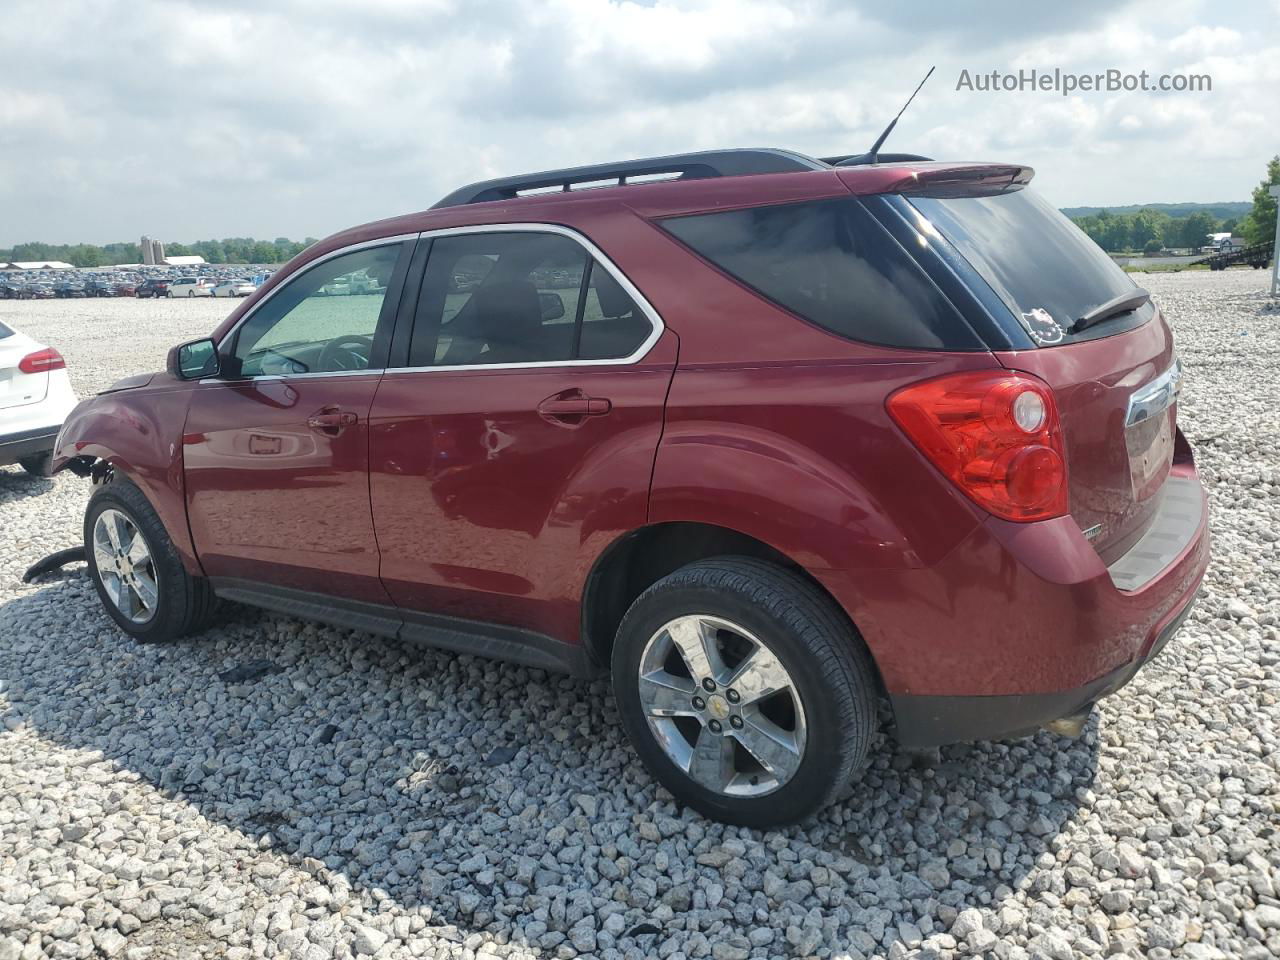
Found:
[637,614,807,797]
[92,508,159,624]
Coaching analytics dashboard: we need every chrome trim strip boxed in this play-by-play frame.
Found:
[386,222,664,373]
[1126,357,1182,427]
[200,370,385,384]
[209,223,665,383]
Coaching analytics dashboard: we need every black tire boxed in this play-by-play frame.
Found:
[18,453,52,477]
[84,477,217,643]
[612,557,878,827]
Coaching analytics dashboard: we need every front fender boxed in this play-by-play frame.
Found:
[53,381,200,574]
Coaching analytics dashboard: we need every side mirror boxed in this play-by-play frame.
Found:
[539,292,566,321]
[170,338,220,380]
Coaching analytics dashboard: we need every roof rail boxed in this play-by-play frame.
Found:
[824,152,933,166]
[431,148,830,208]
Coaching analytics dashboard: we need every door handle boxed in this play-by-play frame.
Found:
[537,391,612,424]
[307,407,358,434]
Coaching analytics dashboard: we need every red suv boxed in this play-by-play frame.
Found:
[53,149,1208,826]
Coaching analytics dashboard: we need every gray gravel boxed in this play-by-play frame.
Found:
[1,273,1278,959]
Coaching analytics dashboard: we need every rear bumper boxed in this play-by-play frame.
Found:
[891,586,1198,746]
[820,457,1210,745]
[0,426,60,465]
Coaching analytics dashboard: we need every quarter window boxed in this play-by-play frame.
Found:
[407,231,650,368]
[660,197,979,350]
[229,243,405,377]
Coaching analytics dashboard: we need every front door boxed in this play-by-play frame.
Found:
[184,239,412,603]
[369,228,675,643]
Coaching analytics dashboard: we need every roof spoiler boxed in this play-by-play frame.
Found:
[885,163,1035,198]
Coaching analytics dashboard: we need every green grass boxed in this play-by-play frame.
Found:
[1123,262,1211,274]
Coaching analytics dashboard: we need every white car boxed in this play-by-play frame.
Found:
[167,277,215,298]
[210,279,256,298]
[0,320,78,476]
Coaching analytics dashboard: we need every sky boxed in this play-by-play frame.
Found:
[1,0,1277,246]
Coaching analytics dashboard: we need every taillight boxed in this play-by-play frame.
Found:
[18,347,66,374]
[887,370,1067,522]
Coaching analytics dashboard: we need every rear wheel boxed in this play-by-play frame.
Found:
[612,557,878,827]
[18,453,52,477]
[84,478,217,642]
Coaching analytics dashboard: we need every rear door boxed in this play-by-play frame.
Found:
[183,238,412,603]
[369,226,675,644]
[910,189,1178,559]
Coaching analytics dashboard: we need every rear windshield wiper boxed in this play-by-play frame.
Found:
[1070,288,1150,334]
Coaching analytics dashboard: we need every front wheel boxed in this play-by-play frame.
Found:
[84,478,218,642]
[612,557,879,827]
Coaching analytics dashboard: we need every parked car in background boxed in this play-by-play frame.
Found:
[0,280,20,299]
[210,279,256,298]
[135,279,170,299]
[19,283,55,300]
[168,277,214,298]
[84,278,117,297]
[53,149,1209,826]
[0,319,77,476]
[54,281,88,299]
[113,281,138,297]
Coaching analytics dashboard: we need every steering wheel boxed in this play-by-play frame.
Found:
[317,335,374,372]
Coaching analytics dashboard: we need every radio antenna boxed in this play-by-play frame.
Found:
[866,65,935,164]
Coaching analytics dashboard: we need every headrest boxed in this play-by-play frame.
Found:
[594,269,636,319]
[473,280,544,341]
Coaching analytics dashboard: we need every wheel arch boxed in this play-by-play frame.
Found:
[52,387,202,575]
[580,521,884,692]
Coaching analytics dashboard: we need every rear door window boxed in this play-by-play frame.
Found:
[659,197,982,350]
[407,231,653,367]
[909,188,1154,346]
[577,262,651,361]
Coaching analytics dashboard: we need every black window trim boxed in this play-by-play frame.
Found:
[869,194,1034,351]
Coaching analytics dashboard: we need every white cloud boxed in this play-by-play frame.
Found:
[1168,25,1243,54]
[0,0,1275,245]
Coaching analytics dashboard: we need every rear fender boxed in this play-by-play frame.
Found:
[649,419,984,665]
[52,384,201,574]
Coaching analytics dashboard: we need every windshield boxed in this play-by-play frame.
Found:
[910,188,1153,346]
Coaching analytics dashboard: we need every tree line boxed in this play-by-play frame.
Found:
[3,157,1277,265]
[0,237,317,267]
[1071,155,1278,254]
[1070,208,1232,254]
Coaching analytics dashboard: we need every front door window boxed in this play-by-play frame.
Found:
[229,243,405,376]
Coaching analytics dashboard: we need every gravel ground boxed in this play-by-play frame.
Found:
[1,273,1278,960]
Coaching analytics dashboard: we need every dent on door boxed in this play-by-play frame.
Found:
[183,376,386,600]
[369,334,678,640]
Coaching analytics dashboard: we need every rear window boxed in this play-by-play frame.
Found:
[909,188,1153,346]
[659,197,982,350]
[0,321,13,339]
